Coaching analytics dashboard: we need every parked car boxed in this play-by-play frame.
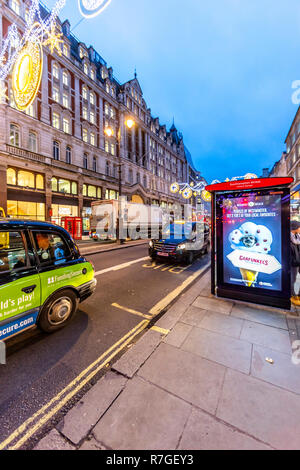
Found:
[149,220,210,265]
[0,220,96,341]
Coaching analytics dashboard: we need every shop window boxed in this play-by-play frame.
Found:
[17,171,35,189]
[7,168,16,186]
[36,174,44,190]
[71,182,78,195]
[10,124,20,147]
[83,184,87,197]
[97,187,102,199]
[51,177,58,192]
[58,179,71,194]
[88,186,96,198]
[7,201,45,221]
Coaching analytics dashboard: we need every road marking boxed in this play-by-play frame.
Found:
[94,257,149,276]
[149,263,210,316]
[112,303,152,320]
[0,320,149,451]
[151,326,170,335]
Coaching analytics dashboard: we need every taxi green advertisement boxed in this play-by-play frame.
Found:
[0,220,96,341]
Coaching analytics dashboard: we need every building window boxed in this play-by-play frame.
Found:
[11,0,20,15]
[83,105,88,120]
[90,69,95,81]
[53,141,60,160]
[17,170,35,188]
[7,168,44,189]
[90,110,95,124]
[63,92,69,109]
[62,70,69,86]
[10,124,20,147]
[66,146,72,164]
[82,86,88,101]
[63,117,70,134]
[28,132,37,152]
[52,85,60,103]
[93,156,97,172]
[63,44,69,58]
[90,92,95,105]
[82,128,88,143]
[90,132,96,147]
[106,161,110,176]
[83,154,88,169]
[52,112,60,129]
[52,63,59,80]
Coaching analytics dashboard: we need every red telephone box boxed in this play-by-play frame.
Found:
[61,217,83,241]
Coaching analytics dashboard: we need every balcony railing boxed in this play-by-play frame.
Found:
[6,144,46,163]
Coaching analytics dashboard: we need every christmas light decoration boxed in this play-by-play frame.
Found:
[0,0,66,110]
[78,0,112,19]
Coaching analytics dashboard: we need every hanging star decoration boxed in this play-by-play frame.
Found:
[43,22,63,56]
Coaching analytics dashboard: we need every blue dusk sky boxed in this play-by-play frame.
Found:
[44,0,300,183]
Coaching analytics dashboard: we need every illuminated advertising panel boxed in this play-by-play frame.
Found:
[222,193,282,291]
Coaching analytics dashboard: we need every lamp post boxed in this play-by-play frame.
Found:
[104,118,135,244]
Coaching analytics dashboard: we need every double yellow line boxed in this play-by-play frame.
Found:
[0,320,149,451]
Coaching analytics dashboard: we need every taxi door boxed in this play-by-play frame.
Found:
[0,230,41,340]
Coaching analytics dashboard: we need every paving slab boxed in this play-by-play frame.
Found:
[79,437,107,450]
[231,305,288,330]
[93,376,191,450]
[112,330,161,378]
[181,327,252,374]
[251,345,300,394]
[198,311,244,339]
[57,372,127,445]
[163,322,193,348]
[155,299,188,330]
[240,321,291,354]
[193,296,233,315]
[34,429,75,451]
[180,306,207,327]
[138,342,226,414]
[217,369,300,450]
[178,408,271,450]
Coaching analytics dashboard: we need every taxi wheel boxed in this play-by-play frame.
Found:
[38,290,79,333]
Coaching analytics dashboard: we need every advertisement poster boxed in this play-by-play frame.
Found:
[222,193,282,291]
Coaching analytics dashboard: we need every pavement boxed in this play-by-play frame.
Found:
[34,271,300,451]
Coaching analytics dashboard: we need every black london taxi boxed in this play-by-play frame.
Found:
[0,220,96,341]
[149,220,210,265]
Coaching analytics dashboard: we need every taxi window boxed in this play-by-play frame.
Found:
[0,231,28,274]
[33,231,71,266]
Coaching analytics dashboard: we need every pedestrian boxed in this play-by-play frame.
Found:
[290,220,300,305]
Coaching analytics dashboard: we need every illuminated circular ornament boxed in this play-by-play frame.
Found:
[182,188,193,199]
[201,190,212,202]
[12,37,43,111]
[78,0,112,18]
[244,173,258,180]
[170,182,180,194]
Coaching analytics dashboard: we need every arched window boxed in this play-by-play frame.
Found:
[51,177,58,192]
[10,124,20,147]
[53,141,60,160]
[36,174,44,190]
[7,168,16,186]
[18,171,35,188]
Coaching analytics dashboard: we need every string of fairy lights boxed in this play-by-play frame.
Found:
[0,0,113,107]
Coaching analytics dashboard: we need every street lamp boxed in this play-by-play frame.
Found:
[104,118,136,243]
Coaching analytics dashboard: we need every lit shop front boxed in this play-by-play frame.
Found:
[6,168,46,220]
[291,184,300,221]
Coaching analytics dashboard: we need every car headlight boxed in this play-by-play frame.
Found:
[149,240,154,248]
[177,244,186,251]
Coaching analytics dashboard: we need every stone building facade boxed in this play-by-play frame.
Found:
[0,0,199,232]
